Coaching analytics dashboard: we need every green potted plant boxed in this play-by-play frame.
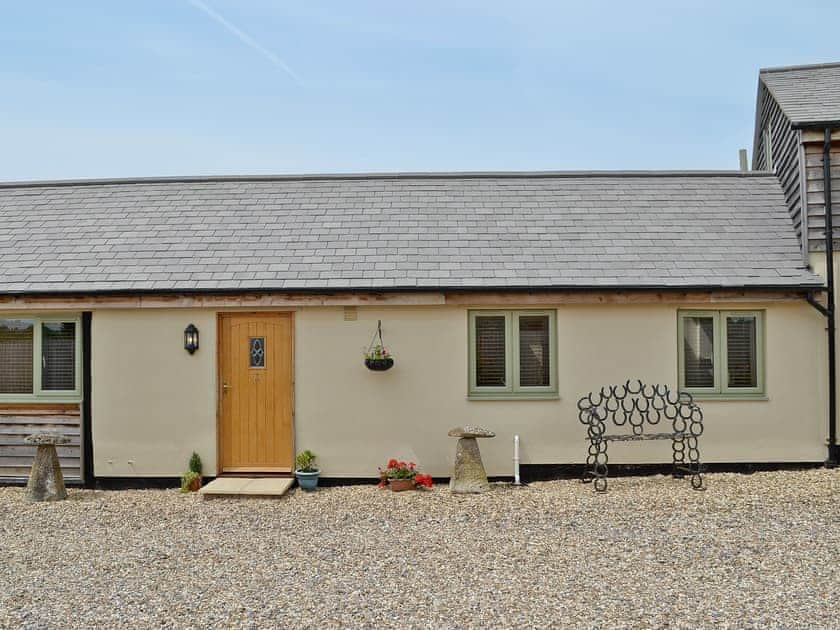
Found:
[364,321,394,371]
[364,344,394,371]
[180,451,203,492]
[295,450,320,491]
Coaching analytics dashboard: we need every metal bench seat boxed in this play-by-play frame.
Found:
[598,432,685,442]
[577,380,705,493]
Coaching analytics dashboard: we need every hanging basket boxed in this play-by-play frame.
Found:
[365,357,394,371]
[364,320,395,371]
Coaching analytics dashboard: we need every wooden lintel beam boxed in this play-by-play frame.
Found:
[0,289,810,311]
[442,290,807,305]
[0,292,447,310]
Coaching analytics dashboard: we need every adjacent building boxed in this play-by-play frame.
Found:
[753,61,840,464]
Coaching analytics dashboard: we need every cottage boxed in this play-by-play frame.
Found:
[1,62,838,485]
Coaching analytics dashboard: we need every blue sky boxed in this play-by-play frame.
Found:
[1,1,838,180]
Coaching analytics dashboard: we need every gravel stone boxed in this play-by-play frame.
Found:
[0,469,838,628]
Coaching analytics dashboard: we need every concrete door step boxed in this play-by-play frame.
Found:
[199,477,294,499]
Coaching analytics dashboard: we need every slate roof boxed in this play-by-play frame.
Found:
[759,62,840,126]
[0,171,823,294]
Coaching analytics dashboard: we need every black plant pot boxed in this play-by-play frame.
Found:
[365,357,394,371]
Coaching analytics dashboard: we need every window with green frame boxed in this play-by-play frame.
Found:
[0,315,82,401]
[468,310,557,399]
[677,310,765,398]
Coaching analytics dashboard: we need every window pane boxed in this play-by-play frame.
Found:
[519,315,550,387]
[0,319,34,394]
[727,315,757,388]
[249,337,265,368]
[475,316,506,387]
[683,316,715,388]
[42,322,76,391]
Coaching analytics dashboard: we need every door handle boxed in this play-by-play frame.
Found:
[222,382,231,394]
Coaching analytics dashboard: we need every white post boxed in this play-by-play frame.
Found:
[513,434,521,485]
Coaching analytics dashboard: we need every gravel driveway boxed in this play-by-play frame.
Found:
[1,469,838,628]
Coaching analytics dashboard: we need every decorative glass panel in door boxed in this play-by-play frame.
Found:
[249,337,266,368]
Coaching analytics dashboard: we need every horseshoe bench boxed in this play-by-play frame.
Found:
[577,380,704,493]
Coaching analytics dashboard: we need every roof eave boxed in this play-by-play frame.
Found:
[751,78,767,170]
[790,120,840,130]
[0,169,780,190]
[0,283,825,299]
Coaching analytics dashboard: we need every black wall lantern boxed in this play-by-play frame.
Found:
[184,324,199,355]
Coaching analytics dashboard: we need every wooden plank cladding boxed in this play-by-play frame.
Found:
[756,80,840,254]
[0,402,81,414]
[803,138,840,251]
[0,405,81,481]
[754,83,806,255]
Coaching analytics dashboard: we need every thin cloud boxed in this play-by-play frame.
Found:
[185,0,302,84]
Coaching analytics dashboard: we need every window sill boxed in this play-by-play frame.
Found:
[468,393,560,401]
[685,394,768,402]
[0,395,82,404]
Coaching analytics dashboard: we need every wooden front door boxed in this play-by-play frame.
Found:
[218,313,293,473]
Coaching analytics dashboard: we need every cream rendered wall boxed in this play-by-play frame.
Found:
[90,301,827,478]
[296,302,827,477]
[808,251,837,451]
[91,310,217,476]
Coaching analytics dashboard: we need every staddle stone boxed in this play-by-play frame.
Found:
[447,426,496,439]
[24,432,70,502]
[25,432,70,446]
[448,426,495,494]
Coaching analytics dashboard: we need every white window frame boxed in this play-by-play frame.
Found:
[0,314,82,402]
[468,309,558,400]
[677,310,765,399]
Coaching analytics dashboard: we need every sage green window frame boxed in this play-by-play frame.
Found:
[677,310,765,399]
[468,309,558,400]
[0,314,82,403]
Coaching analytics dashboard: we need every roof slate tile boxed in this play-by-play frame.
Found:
[0,172,822,293]
[760,62,840,124]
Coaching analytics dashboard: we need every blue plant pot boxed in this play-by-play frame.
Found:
[295,470,320,491]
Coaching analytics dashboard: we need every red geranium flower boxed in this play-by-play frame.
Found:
[413,473,433,488]
[387,458,398,468]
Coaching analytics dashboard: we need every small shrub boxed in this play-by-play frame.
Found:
[180,470,200,493]
[295,450,318,473]
[188,452,203,475]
